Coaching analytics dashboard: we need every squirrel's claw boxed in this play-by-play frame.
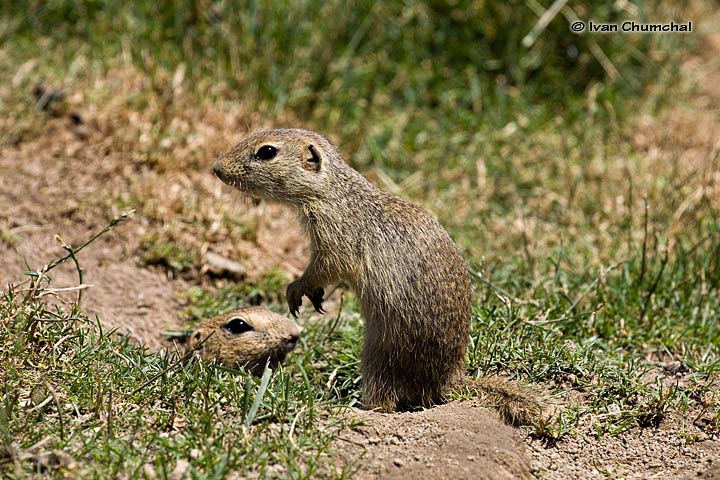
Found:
[309,287,325,315]
[287,281,304,318]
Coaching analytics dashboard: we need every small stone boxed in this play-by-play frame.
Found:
[29,450,73,471]
[393,458,404,467]
[663,361,690,375]
[143,464,157,479]
[170,459,190,480]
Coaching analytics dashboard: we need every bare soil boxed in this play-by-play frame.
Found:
[2,18,720,480]
[336,401,533,480]
[334,399,720,480]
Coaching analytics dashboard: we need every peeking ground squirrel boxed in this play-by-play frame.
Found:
[213,129,541,422]
[186,307,302,376]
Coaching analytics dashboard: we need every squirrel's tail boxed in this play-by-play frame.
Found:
[465,376,543,426]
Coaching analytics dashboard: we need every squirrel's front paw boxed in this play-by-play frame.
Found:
[286,282,325,317]
[286,280,304,317]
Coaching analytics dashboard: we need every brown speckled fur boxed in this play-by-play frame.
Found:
[213,129,472,411]
[187,307,302,376]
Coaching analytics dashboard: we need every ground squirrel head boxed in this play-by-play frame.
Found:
[186,307,302,376]
[213,128,342,204]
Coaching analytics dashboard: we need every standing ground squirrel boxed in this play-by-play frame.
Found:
[213,128,472,412]
[187,307,302,376]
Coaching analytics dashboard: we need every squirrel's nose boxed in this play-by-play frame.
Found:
[290,324,302,340]
[212,160,222,178]
[287,324,302,342]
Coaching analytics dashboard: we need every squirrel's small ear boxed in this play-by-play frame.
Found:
[303,144,321,173]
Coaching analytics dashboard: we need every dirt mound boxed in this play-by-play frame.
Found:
[336,400,532,480]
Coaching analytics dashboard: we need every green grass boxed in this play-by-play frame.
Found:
[0,305,355,479]
[3,217,717,475]
[1,0,719,477]
[1,220,365,478]
[139,233,199,274]
[183,269,291,322]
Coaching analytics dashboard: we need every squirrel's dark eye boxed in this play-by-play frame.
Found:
[224,318,253,334]
[255,145,277,160]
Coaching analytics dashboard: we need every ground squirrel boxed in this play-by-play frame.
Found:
[186,307,302,376]
[212,128,471,412]
[212,129,542,423]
